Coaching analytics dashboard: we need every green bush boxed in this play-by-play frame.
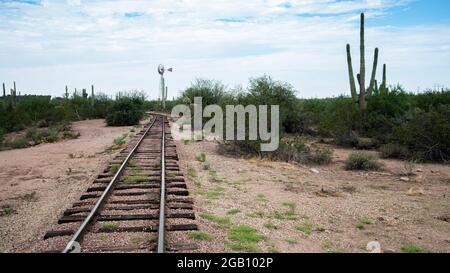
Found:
[113,133,128,146]
[379,143,410,159]
[0,128,5,145]
[182,78,226,106]
[0,93,115,135]
[317,96,360,143]
[196,152,206,162]
[393,106,450,162]
[5,138,29,149]
[345,151,382,171]
[62,131,80,140]
[246,75,300,133]
[356,137,378,150]
[106,98,144,126]
[45,128,60,143]
[310,146,334,165]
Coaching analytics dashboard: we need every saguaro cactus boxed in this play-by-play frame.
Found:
[2,83,5,97]
[91,85,95,106]
[11,82,17,107]
[346,13,379,111]
[380,64,388,94]
[65,85,69,99]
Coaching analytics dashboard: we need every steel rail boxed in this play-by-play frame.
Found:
[157,116,166,253]
[62,117,158,253]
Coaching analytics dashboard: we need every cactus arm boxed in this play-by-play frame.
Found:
[367,47,379,97]
[381,64,387,93]
[346,44,357,101]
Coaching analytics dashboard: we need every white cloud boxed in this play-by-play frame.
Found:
[0,0,448,98]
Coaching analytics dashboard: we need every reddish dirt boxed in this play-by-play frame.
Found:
[0,119,136,252]
[177,140,450,253]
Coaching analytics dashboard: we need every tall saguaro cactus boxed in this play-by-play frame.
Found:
[2,83,5,97]
[346,13,379,111]
[359,13,366,110]
[91,85,95,106]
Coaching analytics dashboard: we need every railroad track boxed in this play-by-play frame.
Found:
[41,114,198,253]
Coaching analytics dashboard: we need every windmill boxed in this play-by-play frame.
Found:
[158,64,173,110]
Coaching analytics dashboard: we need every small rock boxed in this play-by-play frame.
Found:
[400,177,410,182]
[414,175,424,183]
[310,168,320,174]
[366,241,381,253]
[407,187,425,196]
[383,249,396,253]
[416,169,423,173]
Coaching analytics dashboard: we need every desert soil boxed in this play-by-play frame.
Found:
[0,119,136,252]
[177,140,450,253]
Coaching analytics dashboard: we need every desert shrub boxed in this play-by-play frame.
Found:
[224,139,263,157]
[275,139,309,163]
[113,133,128,146]
[36,120,49,128]
[271,138,333,165]
[0,93,115,134]
[26,128,40,142]
[297,99,327,135]
[196,152,206,162]
[106,97,144,126]
[393,106,450,162]
[345,151,382,171]
[379,143,410,159]
[335,131,359,148]
[0,128,6,145]
[356,137,378,150]
[362,86,413,142]
[309,146,334,165]
[317,96,360,142]
[62,131,80,140]
[245,75,300,133]
[45,128,60,143]
[5,138,29,149]
[181,78,226,106]
[413,89,450,110]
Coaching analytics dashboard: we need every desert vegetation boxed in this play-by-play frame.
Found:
[168,76,449,164]
[0,87,145,149]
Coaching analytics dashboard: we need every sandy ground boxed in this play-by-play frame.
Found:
[0,119,135,252]
[177,140,450,253]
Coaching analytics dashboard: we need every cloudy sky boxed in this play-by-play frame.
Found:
[0,0,449,99]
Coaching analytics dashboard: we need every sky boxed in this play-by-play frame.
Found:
[0,0,449,99]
